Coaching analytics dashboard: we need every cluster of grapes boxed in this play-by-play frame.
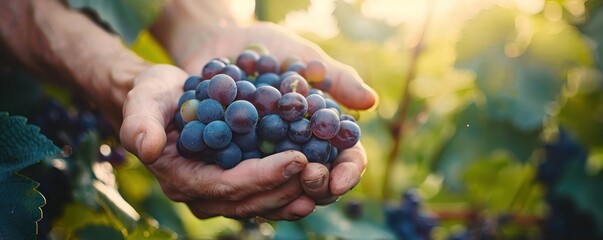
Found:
[385,189,438,240]
[535,129,598,240]
[174,48,361,169]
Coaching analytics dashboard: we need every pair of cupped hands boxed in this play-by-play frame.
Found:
[119,22,377,221]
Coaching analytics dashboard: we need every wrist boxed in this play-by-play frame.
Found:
[149,0,239,68]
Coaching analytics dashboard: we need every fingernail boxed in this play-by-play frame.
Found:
[304,175,325,190]
[136,132,145,154]
[284,162,303,178]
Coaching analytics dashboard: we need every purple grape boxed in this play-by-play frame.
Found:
[258,114,288,142]
[288,118,312,143]
[328,146,338,163]
[236,50,260,76]
[224,100,258,134]
[251,85,282,117]
[196,99,224,124]
[195,80,211,101]
[308,88,324,96]
[183,75,202,91]
[311,76,333,92]
[177,140,199,159]
[256,54,279,74]
[203,120,232,149]
[330,120,361,150]
[278,92,308,121]
[235,80,256,101]
[214,57,231,65]
[280,74,309,96]
[208,74,237,106]
[178,120,207,153]
[310,109,341,140]
[216,142,242,169]
[221,64,243,81]
[302,137,331,163]
[306,94,326,117]
[202,59,226,79]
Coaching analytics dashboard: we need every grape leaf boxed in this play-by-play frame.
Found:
[554,161,603,236]
[75,225,125,240]
[66,0,168,44]
[0,112,61,240]
[0,112,61,178]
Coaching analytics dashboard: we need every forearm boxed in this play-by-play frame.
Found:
[0,0,149,123]
[149,0,237,67]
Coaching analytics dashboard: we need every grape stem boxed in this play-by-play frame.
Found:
[382,0,434,200]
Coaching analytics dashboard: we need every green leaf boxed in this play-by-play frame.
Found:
[0,174,46,240]
[0,112,61,178]
[66,0,168,44]
[0,112,60,240]
[274,221,307,240]
[297,202,395,240]
[127,217,178,240]
[75,225,125,240]
[255,0,310,23]
[555,161,603,236]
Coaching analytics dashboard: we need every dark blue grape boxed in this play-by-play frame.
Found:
[310,109,341,140]
[287,61,306,77]
[308,88,324,96]
[203,120,232,149]
[330,120,361,150]
[258,114,288,142]
[196,99,224,124]
[310,76,333,92]
[233,129,260,152]
[216,142,242,169]
[224,100,258,134]
[324,98,341,114]
[178,120,207,152]
[183,75,202,91]
[278,92,308,121]
[177,140,200,159]
[202,59,226,79]
[339,114,357,122]
[242,150,263,160]
[195,80,211,101]
[235,80,256,101]
[302,137,331,163]
[178,90,196,108]
[327,145,338,163]
[275,138,302,152]
[256,73,281,88]
[173,111,185,132]
[208,74,237,106]
[288,118,312,143]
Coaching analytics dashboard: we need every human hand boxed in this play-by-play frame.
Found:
[120,65,316,220]
[171,22,376,206]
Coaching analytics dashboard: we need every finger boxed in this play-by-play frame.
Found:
[186,177,304,219]
[150,150,308,202]
[321,60,378,110]
[261,195,316,221]
[120,64,187,164]
[329,143,367,196]
[300,163,330,200]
